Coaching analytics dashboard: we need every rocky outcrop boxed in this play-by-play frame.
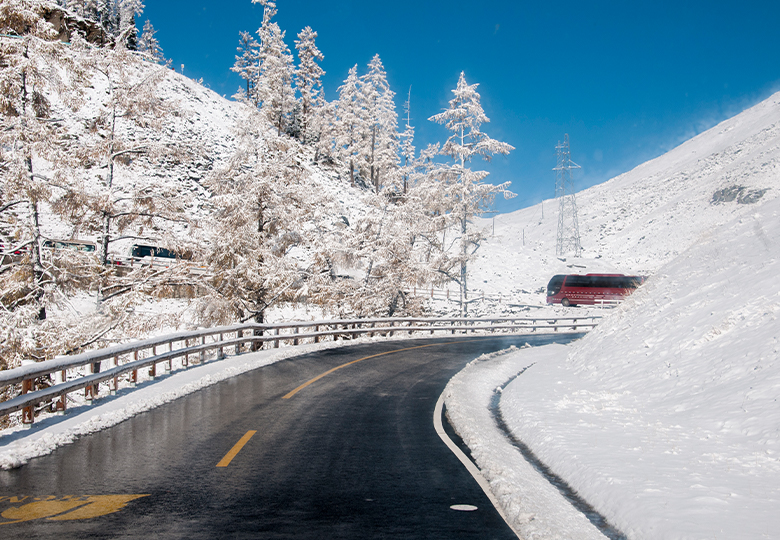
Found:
[42,7,108,46]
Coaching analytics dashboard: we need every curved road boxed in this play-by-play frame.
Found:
[0,334,582,538]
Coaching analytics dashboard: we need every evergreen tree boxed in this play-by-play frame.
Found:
[294,26,324,144]
[199,110,313,325]
[118,0,143,50]
[398,88,416,195]
[231,30,260,104]
[334,65,365,187]
[138,19,163,62]
[253,0,297,136]
[428,72,515,316]
[359,55,398,193]
[0,2,93,323]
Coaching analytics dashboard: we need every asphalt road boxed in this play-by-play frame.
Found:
[0,334,582,539]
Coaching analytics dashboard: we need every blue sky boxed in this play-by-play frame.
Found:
[142,0,780,214]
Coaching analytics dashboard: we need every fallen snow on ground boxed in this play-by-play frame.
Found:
[496,196,780,540]
[446,91,780,539]
[443,346,605,540]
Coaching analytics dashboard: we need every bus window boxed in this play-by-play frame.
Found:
[546,273,645,306]
[130,245,177,259]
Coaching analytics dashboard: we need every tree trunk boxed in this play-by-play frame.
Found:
[460,215,468,317]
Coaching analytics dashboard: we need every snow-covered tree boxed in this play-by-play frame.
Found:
[60,34,197,319]
[428,72,515,316]
[398,87,416,195]
[294,25,324,144]
[231,30,260,104]
[0,2,94,324]
[0,3,123,383]
[138,19,163,63]
[359,55,398,192]
[252,0,297,136]
[333,65,365,186]
[198,109,313,325]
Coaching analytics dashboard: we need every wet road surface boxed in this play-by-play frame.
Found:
[0,334,582,538]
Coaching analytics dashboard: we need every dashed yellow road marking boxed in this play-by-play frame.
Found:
[216,430,257,467]
[282,341,473,399]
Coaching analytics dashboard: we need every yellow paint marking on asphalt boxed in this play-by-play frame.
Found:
[217,430,257,467]
[282,341,473,399]
[0,495,149,524]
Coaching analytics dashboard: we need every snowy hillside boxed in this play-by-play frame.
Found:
[38,65,363,258]
[447,91,780,539]
[471,92,780,301]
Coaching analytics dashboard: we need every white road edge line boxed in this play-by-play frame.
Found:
[434,391,523,539]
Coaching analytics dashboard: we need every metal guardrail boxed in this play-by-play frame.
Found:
[0,316,599,426]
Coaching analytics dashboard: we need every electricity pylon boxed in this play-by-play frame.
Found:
[554,134,582,257]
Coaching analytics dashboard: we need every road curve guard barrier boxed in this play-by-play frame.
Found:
[0,316,599,426]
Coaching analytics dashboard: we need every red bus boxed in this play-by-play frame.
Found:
[546,273,644,306]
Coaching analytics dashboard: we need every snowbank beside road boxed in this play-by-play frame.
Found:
[495,196,780,539]
[443,346,606,540]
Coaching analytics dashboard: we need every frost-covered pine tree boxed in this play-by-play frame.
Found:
[118,0,142,50]
[359,55,398,193]
[398,88,416,195]
[138,19,163,63]
[0,1,94,323]
[334,65,366,186]
[232,30,260,104]
[294,25,324,145]
[428,72,515,316]
[0,3,124,379]
[252,0,297,136]
[199,108,314,325]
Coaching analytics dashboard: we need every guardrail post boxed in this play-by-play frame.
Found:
[166,343,173,372]
[274,328,280,348]
[86,361,101,401]
[21,378,34,426]
[314,325,319,343]
[251,327,262,352]
[200,335,206,363]
[110,355,119,395]
[389,321,395,337]
[148,346,157,379]
[55,369,67,414]
[218,334,225,360]
[293,327,299,346]
[183,339,190,368]
[235,331,242,355]
[130,351,138,387]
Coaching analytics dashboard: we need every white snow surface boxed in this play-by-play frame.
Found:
[442,91,780,539]
[3,60,780,538]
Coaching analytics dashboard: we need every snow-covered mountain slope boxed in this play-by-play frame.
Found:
[471,91,780,300]
[453,91,780,538]
[37,63,364,256]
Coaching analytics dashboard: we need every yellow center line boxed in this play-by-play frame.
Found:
[282,340,475,399]
[216,430,257,468]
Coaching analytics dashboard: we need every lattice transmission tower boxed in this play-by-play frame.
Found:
[554,134,582,257]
